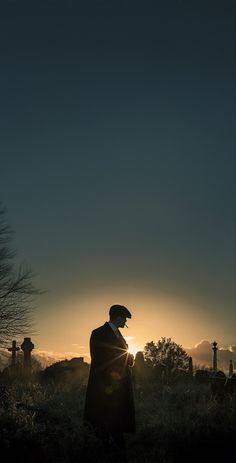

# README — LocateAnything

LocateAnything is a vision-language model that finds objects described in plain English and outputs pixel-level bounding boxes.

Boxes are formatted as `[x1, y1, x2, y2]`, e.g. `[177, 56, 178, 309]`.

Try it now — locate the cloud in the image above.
[185, 340, 236, 372]
[71, 344, 85, 348]
[124, 336, 135, 341]
[0, 348, 90, 371]
[63, 351, 90, 358]
[33, 350, 67, 368]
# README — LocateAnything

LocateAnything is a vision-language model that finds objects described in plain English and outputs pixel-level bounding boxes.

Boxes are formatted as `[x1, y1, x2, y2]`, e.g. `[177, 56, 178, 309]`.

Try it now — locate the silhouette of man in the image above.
[83, 304, 136, 459]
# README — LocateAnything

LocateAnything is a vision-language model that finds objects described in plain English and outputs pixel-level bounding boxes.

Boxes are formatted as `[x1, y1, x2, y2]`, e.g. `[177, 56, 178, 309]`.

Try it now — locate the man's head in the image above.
[109, 304, 132, 328]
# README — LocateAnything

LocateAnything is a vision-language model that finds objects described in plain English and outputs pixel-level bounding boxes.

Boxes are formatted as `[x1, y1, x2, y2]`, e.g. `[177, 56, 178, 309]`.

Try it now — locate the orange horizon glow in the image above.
[35, 286, 234, 361]
[126, 341, 143, 357]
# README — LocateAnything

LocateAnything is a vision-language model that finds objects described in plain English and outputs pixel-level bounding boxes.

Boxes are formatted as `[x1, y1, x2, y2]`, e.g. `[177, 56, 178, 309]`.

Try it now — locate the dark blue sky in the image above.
[1, 0, 235, 349]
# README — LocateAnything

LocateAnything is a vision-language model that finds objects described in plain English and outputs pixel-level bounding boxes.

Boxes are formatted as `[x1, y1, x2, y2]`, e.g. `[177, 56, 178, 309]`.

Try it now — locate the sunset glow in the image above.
[127, 344, 141, 357]
[35, 284, 235, 363]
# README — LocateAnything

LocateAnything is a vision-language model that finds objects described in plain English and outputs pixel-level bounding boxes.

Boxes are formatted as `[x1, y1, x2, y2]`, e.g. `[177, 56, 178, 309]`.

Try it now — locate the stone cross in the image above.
[212, 341, 218, 372]
[8, 340, 20, 367]
[21, 337, 34, 373]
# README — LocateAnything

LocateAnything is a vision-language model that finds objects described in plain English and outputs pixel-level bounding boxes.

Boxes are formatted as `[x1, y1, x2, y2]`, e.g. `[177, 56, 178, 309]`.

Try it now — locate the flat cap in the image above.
[109, 304, 132, 319]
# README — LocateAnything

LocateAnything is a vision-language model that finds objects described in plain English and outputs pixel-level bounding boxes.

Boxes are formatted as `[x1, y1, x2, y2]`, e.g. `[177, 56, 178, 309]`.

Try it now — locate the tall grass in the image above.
[0, 378, 235, 462]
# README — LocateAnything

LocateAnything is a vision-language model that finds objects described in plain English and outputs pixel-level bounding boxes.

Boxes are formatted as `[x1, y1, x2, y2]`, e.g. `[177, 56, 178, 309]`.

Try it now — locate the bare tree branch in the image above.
[0, 202, 45, 346]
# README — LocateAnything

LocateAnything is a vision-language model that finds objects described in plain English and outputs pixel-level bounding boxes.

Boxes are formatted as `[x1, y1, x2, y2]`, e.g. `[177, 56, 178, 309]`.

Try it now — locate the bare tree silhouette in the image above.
[0, 203, 44, 346]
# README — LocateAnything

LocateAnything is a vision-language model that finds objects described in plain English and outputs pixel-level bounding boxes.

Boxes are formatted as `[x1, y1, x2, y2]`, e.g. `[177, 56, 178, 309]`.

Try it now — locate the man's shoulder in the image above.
[91, 322, 110, 337]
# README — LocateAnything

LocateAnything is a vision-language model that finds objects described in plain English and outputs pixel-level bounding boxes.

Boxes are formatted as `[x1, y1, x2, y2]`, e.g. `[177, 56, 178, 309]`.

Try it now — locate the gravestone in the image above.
[21, 337, 34, 375]
[211, 370, 226, 399]
[133, 351, 153, 388]
[194, 369, 211, 385]
[188, 356, 193, 376]
[8, 340, 20, 368]
[225, 372, 236, 396]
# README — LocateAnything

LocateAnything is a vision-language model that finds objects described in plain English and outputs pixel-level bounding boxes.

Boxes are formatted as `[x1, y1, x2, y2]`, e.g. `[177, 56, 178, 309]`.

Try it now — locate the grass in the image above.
[0, 377, 235, 462]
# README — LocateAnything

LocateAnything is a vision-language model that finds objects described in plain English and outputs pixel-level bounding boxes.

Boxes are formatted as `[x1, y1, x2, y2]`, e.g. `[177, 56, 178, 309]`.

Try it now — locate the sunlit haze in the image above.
[35, 285, 236, 363]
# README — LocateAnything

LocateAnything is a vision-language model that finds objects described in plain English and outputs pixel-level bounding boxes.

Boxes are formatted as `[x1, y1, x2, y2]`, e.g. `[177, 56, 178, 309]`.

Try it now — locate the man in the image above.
[83, 304, 136, 458]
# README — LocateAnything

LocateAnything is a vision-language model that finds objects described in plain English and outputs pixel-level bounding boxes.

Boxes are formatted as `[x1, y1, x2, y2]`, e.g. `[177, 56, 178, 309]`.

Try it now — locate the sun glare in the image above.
[127, 344, 141, 357]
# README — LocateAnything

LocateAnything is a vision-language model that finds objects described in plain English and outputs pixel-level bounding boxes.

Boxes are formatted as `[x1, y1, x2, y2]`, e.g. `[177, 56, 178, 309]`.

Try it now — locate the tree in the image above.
[144, 337, 190, 373]
[0, 203, 43, 346]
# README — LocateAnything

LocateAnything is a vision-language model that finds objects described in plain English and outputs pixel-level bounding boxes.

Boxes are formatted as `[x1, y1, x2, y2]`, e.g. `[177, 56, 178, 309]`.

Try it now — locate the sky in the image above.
[0, 0, 235, 361]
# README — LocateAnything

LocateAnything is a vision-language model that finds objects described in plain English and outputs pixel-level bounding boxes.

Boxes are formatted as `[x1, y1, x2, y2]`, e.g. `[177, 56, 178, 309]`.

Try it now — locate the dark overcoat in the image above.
[83, 322, 136, 433]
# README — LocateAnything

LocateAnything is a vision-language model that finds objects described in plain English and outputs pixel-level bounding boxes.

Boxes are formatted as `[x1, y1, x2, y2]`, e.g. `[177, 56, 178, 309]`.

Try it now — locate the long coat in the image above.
[83, 322, 136, 433]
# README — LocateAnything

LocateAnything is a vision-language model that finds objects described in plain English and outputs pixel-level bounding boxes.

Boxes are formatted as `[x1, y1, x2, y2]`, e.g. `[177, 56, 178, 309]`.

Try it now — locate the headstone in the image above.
[225, 372, 236, 396]
[133, 351, 153, 388]
[188, 356, 193, 376]
[211, 370, 226, 399]
[194, 369, 211, 385]
[21, 337, 34, 374]
[8, 340, 20, 368]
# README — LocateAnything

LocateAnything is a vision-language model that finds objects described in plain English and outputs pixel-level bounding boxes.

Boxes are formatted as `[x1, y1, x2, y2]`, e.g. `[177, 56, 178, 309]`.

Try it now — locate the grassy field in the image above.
[0, 377, 235, 462]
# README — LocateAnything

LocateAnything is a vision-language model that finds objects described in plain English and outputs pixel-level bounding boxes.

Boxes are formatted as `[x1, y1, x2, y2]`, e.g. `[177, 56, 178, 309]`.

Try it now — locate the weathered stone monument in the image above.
[194, 369, 211, 384]
[133, 351, 153, 388]
[211, 370, 226, 399]
[229, 359, 233, 377]
[188, 356, 193, 376]
[21, 337, 34, 375]
[225, 372, 236, 396]
[212, 341, 218, 372]
[8, 340, 20, 368]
